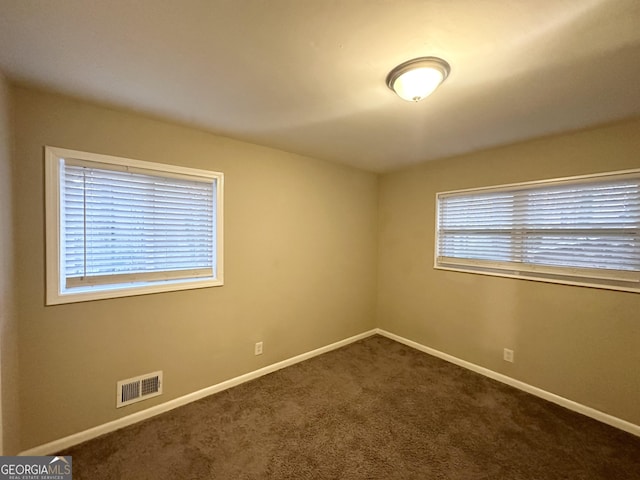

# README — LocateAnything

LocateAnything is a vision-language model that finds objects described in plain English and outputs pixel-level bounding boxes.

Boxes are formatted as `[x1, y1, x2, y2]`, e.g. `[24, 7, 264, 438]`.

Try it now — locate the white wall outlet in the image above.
[254, 341, 263, 356]
[503, 348, 514, 363]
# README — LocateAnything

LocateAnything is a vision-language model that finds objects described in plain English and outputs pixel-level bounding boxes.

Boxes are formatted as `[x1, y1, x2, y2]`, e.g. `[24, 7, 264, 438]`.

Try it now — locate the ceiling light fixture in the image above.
[386, 56, 451, 102]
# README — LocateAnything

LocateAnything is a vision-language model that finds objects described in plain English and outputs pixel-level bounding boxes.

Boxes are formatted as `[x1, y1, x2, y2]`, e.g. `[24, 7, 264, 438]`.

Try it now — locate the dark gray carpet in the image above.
[62, 335, 640, 479]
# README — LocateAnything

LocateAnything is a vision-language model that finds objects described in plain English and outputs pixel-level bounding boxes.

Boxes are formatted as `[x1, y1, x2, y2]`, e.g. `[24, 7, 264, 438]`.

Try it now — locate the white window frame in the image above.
[45, 146, 224, 305]
[435, 169, 640, 293]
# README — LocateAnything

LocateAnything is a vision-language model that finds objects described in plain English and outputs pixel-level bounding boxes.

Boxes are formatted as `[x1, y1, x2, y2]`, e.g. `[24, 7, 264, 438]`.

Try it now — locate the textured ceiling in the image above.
[1, 0, 639, 172]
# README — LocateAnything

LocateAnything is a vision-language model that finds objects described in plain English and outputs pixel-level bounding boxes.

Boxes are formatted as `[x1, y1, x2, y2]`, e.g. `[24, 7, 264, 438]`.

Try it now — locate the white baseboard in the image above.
[21, 326, 637, 455]
[375, 328, 640, 437]
[20, 329, 378, 456]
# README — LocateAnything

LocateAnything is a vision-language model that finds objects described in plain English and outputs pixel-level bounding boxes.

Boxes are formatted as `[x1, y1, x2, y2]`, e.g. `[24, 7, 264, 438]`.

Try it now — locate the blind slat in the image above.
[62, 161, 217, 285]
[437, 173, 640, 283]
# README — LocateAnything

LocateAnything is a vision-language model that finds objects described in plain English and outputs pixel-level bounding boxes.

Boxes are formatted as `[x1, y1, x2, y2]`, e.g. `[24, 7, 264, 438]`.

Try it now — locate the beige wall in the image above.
[378, 118, 640, 425]
[8, 83, 640, 451]
[0, 72, 20, 454]
[12, 86, 378, 451]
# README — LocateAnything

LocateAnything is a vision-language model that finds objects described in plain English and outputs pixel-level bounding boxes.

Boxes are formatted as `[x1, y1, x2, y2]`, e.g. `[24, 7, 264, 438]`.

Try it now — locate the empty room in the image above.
[0, 1, 639, 479]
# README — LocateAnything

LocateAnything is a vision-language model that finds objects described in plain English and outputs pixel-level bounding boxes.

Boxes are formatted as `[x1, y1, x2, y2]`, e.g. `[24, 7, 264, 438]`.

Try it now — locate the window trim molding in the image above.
[434, 168, 640, 294]
[45, 146, 224, 305]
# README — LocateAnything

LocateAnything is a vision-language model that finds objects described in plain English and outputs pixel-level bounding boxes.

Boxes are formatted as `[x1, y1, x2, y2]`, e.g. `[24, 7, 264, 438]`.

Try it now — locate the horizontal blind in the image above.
[437, 175, 640, 282]
[62, 161, 216, 287]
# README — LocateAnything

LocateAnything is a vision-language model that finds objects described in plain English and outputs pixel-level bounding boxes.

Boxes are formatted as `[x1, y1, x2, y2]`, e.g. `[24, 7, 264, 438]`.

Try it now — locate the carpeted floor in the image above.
[62, 335, 640, 479]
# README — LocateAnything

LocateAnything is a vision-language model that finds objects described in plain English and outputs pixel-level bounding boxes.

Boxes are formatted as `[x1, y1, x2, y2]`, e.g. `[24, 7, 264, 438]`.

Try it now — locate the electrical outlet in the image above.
[254, 342, 263, 356]
[503, 348, 514, 363]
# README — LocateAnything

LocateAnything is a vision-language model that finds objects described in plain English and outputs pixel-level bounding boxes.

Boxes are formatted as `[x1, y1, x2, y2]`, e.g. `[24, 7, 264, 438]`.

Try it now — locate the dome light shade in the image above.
[386, 57, 450, 102]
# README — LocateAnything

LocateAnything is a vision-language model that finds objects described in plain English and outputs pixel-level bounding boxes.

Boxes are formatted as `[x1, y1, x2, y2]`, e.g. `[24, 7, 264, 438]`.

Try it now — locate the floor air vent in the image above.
[116, 371, 163, 408]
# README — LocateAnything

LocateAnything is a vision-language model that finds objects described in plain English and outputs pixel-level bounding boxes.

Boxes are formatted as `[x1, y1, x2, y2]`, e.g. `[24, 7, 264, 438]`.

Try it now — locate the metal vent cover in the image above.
[116, 371, 163, 408]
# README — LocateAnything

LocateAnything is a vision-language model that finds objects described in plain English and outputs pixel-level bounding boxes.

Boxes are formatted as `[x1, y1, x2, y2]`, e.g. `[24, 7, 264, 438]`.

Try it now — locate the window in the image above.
[45, 146, 223, 305]
[435, 170, 640, 292]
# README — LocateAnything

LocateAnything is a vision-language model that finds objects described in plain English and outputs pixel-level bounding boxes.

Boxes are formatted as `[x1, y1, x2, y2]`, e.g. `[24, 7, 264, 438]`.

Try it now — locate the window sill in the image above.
[434, 264, 640, 294]
[46, 277, 224, 305]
